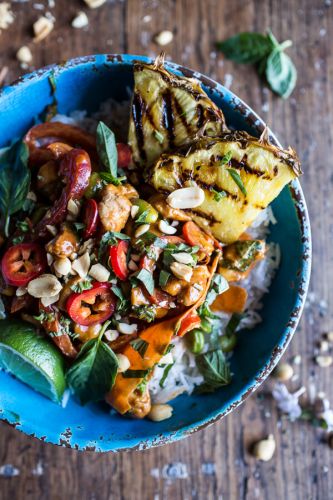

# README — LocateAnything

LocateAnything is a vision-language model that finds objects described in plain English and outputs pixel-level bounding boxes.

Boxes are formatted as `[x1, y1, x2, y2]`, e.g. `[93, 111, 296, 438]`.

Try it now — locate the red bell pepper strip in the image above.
[1, 243, 46, 286]
[24, 122, 98, 166]
[66, 282, 116, 326]
[34, 148, 91, 238]
[109, 240, 129, 281]
[176, 310, 201, 337]
[83, 198, 99, 239]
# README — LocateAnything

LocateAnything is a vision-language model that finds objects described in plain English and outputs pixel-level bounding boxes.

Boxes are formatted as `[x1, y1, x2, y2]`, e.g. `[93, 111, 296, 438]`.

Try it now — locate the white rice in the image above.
[60, 98, 281, 403]
[149, 208, 280, 403]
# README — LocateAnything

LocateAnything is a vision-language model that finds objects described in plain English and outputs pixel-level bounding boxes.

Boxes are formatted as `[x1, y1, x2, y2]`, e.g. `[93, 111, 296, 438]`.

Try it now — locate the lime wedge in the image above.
[0, 319, 66, 403]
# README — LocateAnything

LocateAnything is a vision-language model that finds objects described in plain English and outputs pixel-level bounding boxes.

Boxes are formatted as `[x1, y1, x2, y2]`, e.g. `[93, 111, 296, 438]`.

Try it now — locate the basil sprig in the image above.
[96, 122, 125, 186]
[217, 30, 297, 98]
[196, 349, 231, 393]
[0, 141, 31, 236]
[66, 321, 118, 405]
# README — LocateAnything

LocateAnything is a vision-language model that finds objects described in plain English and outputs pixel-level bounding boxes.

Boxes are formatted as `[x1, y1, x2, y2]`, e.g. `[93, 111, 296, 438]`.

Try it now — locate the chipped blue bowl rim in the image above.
[0, 54, 311, 451]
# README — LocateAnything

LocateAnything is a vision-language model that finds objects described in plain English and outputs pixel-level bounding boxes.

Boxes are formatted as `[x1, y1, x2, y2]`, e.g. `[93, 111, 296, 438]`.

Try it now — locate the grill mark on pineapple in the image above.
[193, 178, 238, 201]
[197, 104, 204, 128]
[161, 89, 175, 148]
[229, 157, 273, 180]
[173, 97, 193, 135]
[132, 92, 147, 161]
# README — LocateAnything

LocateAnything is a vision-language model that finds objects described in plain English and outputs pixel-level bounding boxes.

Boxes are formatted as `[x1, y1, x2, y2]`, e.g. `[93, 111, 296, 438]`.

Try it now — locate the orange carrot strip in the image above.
[211, 285, 248, 314]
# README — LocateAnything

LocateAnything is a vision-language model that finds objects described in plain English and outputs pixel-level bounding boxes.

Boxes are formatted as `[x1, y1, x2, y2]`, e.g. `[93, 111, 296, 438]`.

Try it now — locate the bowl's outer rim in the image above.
[0, 54, 312, 452]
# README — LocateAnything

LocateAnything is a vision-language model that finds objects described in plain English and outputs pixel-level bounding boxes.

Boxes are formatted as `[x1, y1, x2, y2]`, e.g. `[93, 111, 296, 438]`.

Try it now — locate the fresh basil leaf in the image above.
[0, 141, 31, 236]
[73, 222, 86, 232]
[164, 343, 175, 355]
[135, 268, 155, 295]
[16, 220, 29, 232]
[225, 313, 244, 337]
[266, 48, 297, 99]
[110, 285, 124, 300]
[130, 338, 149, 358]
[132, 305, 156, 323]
[99, 171, 126, 186]
[12, 235, 25, 245]
[122, 369, 150, 378]
[70, 278, 93, 293]
[227, 168, 247, 196]
[99, 231, 130, 259]
[212, 188, 227, 202]
[216, 32, 274, 64]
[196, 349, 231, 393]
[66, 322, 118, 404]
[198, 274, 229, 319]
[96, 122, 118, 177]
[220, 151, 232, 165]
[159, 270, 171, 287]
[159, 363, 174, 388]
[135, 210, 150, 224]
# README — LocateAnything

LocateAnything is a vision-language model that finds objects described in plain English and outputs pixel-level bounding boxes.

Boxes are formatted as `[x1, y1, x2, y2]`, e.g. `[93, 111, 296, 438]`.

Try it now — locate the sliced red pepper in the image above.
[109, 240, 129, 281]
[116, 143, 132, 168]
[1, 243, 46, 286]
[83, 198, 99, 239]
[34, 148, 91, 238]
[24, 122, 98, 166]
[182, 221, 216, 254]
[66, 282, 116, 326]
[176, 309, 201, 337]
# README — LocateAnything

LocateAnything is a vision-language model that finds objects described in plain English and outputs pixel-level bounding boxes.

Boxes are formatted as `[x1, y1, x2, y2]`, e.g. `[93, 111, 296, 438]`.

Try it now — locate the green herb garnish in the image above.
[196, 349, 231, 393]
[0, 141, 31, 236]
[132, 305, 156, 323]
[159, 363, 174, 388]
[71, 278, 93, 293]
[130, 338, 149, 358]
[134, 268, 155, 295]
[66, 321, 118, 405]
[159, 270, 171, 287]
[96, 122, 118, 177]
[221, 151, 232, 165]
[12, 235, 25, 245]
[122, 369, 150, 378]
[212, 188, 227, 202]
[154, 130, 164, 144]
[16, 220, 29, 233]
[227, 169, 247, 196]
[217, 30, 296, 98]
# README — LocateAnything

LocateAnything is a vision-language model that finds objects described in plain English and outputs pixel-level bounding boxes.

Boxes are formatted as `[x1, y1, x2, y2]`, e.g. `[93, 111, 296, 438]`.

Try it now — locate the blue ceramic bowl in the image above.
[0, 55, 311, 451]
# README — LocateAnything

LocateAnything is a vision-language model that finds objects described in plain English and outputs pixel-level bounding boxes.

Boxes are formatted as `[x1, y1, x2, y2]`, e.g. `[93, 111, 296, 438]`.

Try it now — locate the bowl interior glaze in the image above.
[0, 55, 311, 452]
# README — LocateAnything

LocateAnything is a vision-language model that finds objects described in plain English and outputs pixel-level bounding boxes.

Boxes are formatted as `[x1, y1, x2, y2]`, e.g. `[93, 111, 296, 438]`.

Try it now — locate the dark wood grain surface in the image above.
[0, 1, 332, 499]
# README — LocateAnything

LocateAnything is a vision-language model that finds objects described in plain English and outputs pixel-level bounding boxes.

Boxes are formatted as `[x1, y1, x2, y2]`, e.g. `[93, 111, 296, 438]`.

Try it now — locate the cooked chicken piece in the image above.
[218, 239, 265, 282]
[179, 265, 210, 306]
[131, 286, 150, 306]
[98, 184, 132, 232]
[161, 265, 210, 307]
[46, 223, 79, 258]
[105, 183, 138, 199]
[149, 193, 191, 221]
[161, 277, 186, 297]
[128, 386, 151, 419]
[74, 323, 101, 342]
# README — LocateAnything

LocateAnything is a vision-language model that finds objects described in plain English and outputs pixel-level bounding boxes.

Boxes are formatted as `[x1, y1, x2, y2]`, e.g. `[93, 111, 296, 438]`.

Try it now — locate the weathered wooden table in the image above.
[0, 0, 332, 498]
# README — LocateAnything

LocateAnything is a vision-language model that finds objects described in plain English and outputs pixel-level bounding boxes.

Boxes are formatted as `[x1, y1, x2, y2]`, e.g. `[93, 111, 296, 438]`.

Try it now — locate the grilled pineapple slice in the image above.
[128, 54, 227, 168]
[149, 132, 301, 243]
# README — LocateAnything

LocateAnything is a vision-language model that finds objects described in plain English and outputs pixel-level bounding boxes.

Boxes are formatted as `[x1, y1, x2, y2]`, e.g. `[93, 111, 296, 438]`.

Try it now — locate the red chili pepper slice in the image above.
[83, 199, 99, 239]
[109, 240, 129, 281]
[1, 243, 46, 286]
[182, 221, 216, 253]
[24, 122, 98, 166]
[116, 143, 132, 168]
[176, 310, 201, 337]
[34, 148, 91, 238]
[66, 282, 116, 326]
